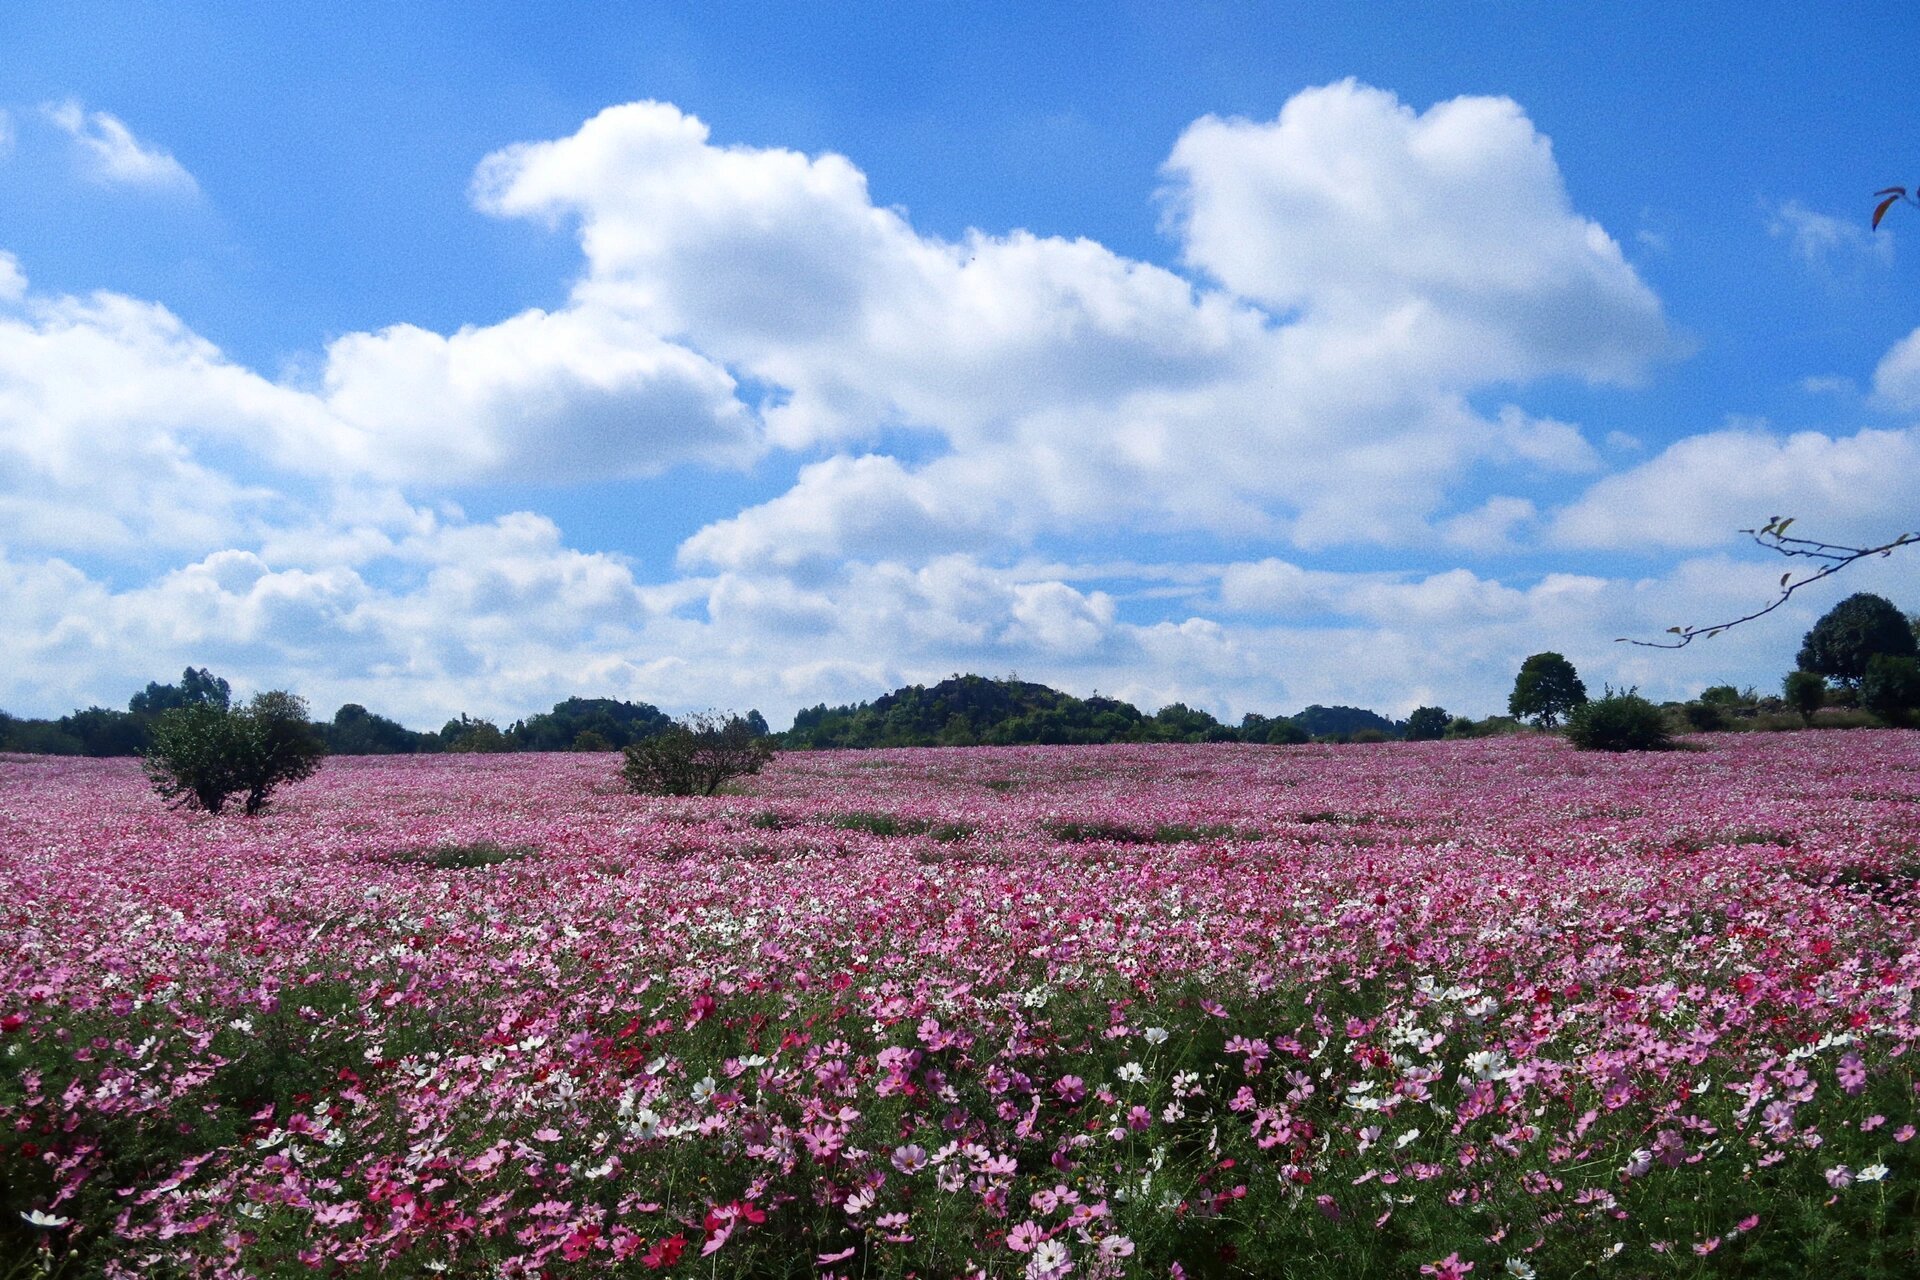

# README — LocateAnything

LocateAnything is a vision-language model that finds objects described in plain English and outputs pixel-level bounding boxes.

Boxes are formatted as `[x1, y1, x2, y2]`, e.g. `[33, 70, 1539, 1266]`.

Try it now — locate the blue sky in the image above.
[2, 1, 1917, 728]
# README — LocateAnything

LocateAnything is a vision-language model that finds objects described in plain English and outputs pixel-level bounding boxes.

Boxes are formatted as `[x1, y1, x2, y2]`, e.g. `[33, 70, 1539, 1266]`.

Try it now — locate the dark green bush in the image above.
[142, 692, 326, 815]
[1565, 686, 1673, 752]
[1682, 701, 1728, 731]
[1783, 670, 1827, 726]
[1864, 654, 1920, 727]
[621, 712, 774, 796]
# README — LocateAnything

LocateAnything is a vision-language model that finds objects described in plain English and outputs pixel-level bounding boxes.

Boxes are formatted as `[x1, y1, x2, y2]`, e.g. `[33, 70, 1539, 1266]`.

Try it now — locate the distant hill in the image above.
[779, 675, 1402, 749]
[1291, 704, 1404, 741]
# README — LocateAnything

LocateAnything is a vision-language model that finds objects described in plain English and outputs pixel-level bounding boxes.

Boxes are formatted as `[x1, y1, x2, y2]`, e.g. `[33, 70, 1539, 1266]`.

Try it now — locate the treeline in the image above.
[0, 668, 750, 758]
[0, 668, 1423, 758]
[783, 674, 1405, 748]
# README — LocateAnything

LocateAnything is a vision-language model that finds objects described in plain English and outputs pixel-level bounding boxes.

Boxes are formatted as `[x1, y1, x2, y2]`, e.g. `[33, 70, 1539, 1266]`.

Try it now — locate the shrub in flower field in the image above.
[140, 690, 326, 815]
[1566, 686, 1674, 752]
[621, 712, 775, 796]
[6, 734, 1920, 1276]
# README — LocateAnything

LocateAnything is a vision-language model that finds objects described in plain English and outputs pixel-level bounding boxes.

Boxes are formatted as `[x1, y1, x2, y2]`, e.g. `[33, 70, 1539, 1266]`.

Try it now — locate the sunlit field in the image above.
[6, 734, 1920, 1277]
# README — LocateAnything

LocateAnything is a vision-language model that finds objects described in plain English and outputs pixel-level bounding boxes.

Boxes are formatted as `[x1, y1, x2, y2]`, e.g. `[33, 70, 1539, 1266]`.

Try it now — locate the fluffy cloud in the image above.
[471, 87, 1666, 568]
[1550, 424, 1920, 550]
[1873, 327, 1920, 412]
[1163, 79, 1670, 385]
[320, 305, 758, 483]
[476, 100, 1260, 451]
[42, 100, 199, 194]
[0, 290, 338, 553]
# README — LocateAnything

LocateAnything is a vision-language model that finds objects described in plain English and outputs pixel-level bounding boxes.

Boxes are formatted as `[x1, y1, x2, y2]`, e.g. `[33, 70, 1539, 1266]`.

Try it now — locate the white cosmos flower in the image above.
[21, 1210, 71, 1228]
[1028, 1238, 1071, 1275]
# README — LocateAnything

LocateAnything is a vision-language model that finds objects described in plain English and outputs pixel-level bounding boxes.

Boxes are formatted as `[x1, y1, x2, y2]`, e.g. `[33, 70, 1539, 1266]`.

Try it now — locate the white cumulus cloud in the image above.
[1551, 424, 1920, 550]
[1872, 327, 1920, 412]
[1162, 79, 1671, 385]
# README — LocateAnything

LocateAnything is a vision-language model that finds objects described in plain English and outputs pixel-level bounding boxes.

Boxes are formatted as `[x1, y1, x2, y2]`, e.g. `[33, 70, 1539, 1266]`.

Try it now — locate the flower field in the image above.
[6, 733, 1920, 1278]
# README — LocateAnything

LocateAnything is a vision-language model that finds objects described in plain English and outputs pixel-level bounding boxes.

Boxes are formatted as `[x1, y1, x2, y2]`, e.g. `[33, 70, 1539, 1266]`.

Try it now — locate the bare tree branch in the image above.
[1617, 517, 1920, 648]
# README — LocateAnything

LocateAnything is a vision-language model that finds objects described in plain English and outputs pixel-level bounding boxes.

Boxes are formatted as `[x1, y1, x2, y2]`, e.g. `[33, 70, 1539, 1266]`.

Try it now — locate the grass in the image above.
[388, 839, 537, 870]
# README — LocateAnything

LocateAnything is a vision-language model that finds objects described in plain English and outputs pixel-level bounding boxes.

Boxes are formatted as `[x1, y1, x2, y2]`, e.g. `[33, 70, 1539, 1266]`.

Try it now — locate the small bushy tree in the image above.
[1798, 593, 1917, 690]
[621, 712, 775, 796]
[1404, 706, 1449, 741]
[1566, 686, 1673, 752]
[1863, 654, 1920, 727]
[1682, 700, 1727, 731]
[1509, 652, 1588, 727]
[445, 718, 511, 753]
[143, 692, 326, 815]
[1783, 670, 1826, 726]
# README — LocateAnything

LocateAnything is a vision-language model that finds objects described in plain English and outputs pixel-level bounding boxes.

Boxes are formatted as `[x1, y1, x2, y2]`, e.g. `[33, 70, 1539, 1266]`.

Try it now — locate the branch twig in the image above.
[1617, 517, 1920, 649]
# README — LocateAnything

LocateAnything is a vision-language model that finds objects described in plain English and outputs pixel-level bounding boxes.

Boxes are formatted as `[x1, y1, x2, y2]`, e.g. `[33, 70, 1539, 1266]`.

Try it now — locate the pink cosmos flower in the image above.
[1006, 1220, 1045, 1253]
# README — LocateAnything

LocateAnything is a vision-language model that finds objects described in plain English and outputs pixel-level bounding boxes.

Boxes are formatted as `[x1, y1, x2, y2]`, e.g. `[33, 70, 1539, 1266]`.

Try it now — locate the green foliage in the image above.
[1783, 670, 1827, 726]
[1404, 706, 1449, 741]
[1291, 704, 1403, 740]
[142, 692, 326, 815]
[1683, 700, 1729, 731]
[1863, 654, 1920, 727]
[442, 716, 511, 753]
[783, 675, 1404, 749]
[1508, 652, 1589, 727]
[571, 728, 614, 752]
[56, 705, 150, 756]
[1566, 686, 1674, 752]
[324, 702, 434, 755]
[129, 666, 231, 715]
[509, 696, 676, 751]
[827, 812, 976, 841]
[1239, 712, 1311, 745]
[621, 712, 775, 796]
[391, 840, 536, 870]
[1146, 702, 1235, 742]
[1798, 593, 1917, 689]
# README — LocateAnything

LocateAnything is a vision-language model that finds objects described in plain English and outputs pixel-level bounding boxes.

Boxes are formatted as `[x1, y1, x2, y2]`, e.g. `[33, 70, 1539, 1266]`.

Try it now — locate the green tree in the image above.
[1508, 652, 1589, 728]
[143, 692, 326, 815]
[441, 715, 511, 753]
[1404, 706, 1449, 741]
[129, 666, 231, 715]
[1782, 670, 1826, 727]
[1797, 593, 1917, 690]
[621, 712, 775, 796]
[325, 703, 429, 754]
[1863, 654, 1920, 727]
